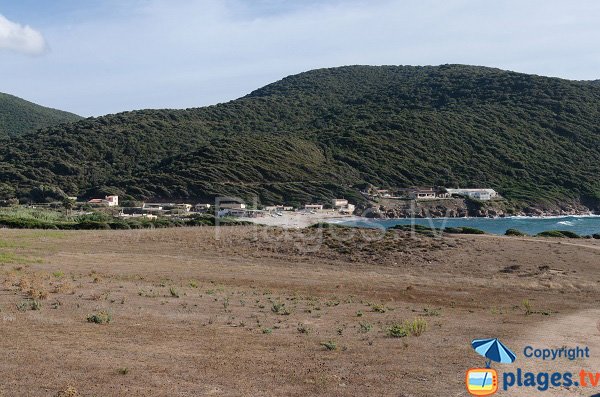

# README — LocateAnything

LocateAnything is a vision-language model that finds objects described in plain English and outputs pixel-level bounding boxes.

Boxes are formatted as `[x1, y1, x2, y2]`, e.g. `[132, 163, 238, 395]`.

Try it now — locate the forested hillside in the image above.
[0, 93, 81, 137]
[1, 65, 599, 210]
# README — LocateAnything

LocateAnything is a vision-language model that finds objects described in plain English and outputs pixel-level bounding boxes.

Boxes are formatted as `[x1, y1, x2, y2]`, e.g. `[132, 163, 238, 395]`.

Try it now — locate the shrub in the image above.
[371, 303, 387, 313]
[388, 318, 428, 337]
[27, 284, 49, 300]
[87, 311, 112, 324]
[54, 386, 79, 397]
[75, 221, 111, 230]
[391, 224, 440, 237]
[521, 299, 533, 315]
[536, 230, 564, 238]
[271, 302, 291, 315]
[444, 226, 486, 234]
[422, 307, 441, 317]
[536, 230, 580, 238]
[505, 228, 526, 236]
[555, 230, 580, 239]
[593, 234, 600, 239]
[169, 287, 180, 298]
[31, 299, 42, 311]
[405, 317, 428, 336]
[321, 341, 337, 351]
[16, 299, 41, 311]
[359, 322, 373, 333]
[388, 324, 409, 338]
[463, 227, 485, 234]
[108, 221, 131, 230]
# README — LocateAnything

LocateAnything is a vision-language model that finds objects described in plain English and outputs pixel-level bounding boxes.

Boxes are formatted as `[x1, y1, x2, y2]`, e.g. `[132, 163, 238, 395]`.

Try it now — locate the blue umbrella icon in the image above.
[471, 338, 516, 389]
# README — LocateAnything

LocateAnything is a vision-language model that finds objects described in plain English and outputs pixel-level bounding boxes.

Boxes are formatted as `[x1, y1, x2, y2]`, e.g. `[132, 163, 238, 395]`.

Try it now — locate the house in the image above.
[339, 203, 356, 214]
[219, 202, 247, 210]
[175, 203, 192, 212]
[118, 212, 157, 220]
[105, 196, 119, 206]
[88, 195, 119, 207]
[264, 205, 294, 212]
[304, 204, 324, 211]
[194, 203, 212, 212]
[445, 188, 498, 201]
[332, 199, 348, 207]
[142, 203, 170, 212]
[218, 209, 266, 218]
[332, 198, 355, 214]
[408, 189, 437, 200]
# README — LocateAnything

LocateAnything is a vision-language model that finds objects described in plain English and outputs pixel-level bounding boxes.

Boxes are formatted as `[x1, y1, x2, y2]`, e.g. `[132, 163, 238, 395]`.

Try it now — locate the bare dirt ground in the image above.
[0, 226, 599, 396]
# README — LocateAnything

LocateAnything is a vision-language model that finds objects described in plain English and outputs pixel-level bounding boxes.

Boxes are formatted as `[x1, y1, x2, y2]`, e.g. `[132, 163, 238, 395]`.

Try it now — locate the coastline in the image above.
[239, 212, 600, 230]
[239, 212, 600, 237]
[239, 211, 358, 229]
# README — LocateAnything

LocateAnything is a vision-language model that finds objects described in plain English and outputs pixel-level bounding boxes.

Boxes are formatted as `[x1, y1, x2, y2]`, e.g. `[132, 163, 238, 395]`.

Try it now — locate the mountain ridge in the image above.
[1, 65, 599, 211]
[0, 92, 82, 137]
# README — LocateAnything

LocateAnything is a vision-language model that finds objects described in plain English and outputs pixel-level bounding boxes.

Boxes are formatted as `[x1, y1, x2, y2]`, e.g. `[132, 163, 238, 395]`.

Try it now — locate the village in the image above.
[77, 186, 499, 221]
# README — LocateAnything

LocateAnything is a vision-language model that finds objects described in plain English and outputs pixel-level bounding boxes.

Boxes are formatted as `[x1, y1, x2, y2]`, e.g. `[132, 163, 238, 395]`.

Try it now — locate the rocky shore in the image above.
[360, 198, 597, 219]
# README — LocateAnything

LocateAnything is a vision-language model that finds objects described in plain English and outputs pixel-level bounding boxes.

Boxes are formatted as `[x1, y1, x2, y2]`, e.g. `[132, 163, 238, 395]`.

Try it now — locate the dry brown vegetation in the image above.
[0, 226, 599, 396]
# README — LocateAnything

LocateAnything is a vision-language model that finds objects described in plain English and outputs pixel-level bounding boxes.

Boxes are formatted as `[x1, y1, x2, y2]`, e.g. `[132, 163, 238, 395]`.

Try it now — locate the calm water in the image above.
[333, 216, 600, 236]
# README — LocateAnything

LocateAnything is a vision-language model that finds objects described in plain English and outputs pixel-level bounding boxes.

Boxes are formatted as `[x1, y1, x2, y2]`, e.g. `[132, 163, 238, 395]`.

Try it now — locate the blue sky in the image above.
[1, 0, 599, 116]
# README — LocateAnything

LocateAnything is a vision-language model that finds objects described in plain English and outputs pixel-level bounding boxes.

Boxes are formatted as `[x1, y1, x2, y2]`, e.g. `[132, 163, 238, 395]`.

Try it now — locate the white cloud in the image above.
[0, 14, 47, 55]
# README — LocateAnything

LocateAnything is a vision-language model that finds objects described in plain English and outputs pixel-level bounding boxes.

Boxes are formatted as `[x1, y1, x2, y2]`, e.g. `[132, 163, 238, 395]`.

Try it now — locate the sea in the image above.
[331, 215, 600, 236]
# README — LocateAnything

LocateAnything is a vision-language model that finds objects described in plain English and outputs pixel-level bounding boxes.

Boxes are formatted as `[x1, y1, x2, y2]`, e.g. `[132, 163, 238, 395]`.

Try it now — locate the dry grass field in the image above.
[0, 226, 599, 396]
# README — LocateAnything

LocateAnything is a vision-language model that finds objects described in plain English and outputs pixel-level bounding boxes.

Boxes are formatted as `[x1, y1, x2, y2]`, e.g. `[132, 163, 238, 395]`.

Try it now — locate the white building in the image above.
[264, 205, 294, 212]
[175, 203, 193, 212]
[143, 203, 170, 211]
[218, 209, 265, 218]
[194, 203, 212, 212]
[446, 188, 498, 201]
[304, 204, 324, 211]
[340, 203, 355, 214]
[408, 189, 437, 200]
[88, 195, 119, 207]
[219, 202, 247, 210]
[332, 199, 349, 207]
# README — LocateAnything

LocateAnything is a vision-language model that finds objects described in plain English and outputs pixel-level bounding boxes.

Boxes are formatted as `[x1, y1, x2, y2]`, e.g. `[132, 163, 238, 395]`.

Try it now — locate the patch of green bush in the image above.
[87, 311, 112, 324]
[505, 228, 526, 236]
[444, 226, 486, 234]
[536, 230, 580, 238]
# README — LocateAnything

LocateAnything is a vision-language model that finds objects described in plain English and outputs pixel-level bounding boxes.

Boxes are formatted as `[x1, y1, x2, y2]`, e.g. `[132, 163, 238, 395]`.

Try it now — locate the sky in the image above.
[1, 0, 599, 117]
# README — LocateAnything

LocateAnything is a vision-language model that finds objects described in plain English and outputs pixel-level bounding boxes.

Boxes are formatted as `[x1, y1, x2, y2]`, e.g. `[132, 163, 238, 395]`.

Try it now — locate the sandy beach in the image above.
[240, 211, 360, 228]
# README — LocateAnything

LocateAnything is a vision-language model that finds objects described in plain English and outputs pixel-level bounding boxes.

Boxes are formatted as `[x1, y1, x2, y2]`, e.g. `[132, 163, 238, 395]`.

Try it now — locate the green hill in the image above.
[1, 65, 599, 211]
[0, 93, 81, 137]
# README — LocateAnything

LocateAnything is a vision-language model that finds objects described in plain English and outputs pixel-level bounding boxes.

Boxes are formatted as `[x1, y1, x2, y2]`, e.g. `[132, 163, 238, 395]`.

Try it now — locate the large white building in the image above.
[332, 198, 355, 214]
[446, 188, 498, 201]
[332, 199, 349, 207]
[88, 195, 119, 207]
[219, 202, 247, 210]
[304, 204, 324, 211]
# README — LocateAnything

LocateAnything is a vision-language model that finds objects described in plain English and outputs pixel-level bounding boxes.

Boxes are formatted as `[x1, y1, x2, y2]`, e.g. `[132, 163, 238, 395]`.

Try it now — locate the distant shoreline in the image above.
[241, 212, 600, 235]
